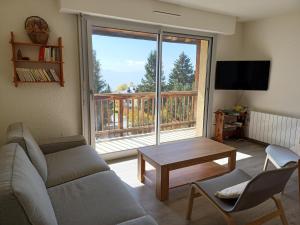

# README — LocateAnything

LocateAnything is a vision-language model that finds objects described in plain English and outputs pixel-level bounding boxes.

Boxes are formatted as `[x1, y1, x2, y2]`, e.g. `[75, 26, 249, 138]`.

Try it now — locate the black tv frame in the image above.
[215, 60, 271, 91]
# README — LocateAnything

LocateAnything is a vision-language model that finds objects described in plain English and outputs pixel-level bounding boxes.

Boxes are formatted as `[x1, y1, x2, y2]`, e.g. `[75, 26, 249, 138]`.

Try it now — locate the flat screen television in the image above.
[215, 60, 270, 90]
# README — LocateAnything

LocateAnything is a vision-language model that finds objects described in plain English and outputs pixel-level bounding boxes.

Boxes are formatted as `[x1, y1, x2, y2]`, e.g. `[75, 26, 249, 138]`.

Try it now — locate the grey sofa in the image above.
[0, 122, 157, 225]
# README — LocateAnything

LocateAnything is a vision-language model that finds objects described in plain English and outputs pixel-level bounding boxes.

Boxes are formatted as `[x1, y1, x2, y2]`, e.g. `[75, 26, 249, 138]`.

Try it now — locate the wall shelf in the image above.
[10, 32, 64, 87]
[13, 59, 63, 64]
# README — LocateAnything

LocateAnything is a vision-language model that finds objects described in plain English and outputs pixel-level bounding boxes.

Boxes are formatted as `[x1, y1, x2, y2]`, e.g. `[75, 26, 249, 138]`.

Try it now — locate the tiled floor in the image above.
[109, 140, 300, 225]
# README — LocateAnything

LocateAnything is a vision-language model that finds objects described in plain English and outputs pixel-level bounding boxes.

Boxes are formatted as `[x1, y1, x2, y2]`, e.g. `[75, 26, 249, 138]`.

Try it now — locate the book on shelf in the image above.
[38, 47, 60, 62]
[16, 68, 60, 82]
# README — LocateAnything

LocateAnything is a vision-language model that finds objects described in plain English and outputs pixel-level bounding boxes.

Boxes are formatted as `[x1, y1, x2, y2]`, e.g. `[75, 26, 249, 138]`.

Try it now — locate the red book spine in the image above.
[38, 47, 45, 61]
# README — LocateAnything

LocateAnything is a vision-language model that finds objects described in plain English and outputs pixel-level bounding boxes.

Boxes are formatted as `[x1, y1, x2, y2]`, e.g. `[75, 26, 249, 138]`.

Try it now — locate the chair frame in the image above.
[264, 155, 300, 197]
[186, 183, 289, 225]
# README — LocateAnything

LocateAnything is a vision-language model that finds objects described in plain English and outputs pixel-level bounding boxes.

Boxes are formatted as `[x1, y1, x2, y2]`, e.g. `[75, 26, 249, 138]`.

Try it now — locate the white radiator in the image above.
[248, 111, 300, 148]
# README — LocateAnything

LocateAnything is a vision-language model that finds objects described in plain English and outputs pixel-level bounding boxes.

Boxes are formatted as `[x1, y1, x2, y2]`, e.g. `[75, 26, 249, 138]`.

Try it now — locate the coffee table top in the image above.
[138, 137, 236, 166]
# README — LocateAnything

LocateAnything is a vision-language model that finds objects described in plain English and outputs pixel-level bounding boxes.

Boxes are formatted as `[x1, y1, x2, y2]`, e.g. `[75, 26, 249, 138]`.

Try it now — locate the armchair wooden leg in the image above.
[186, 185, 196, 220]
[187, 184, 236, 224]
[223, 214, 236, 225]
[272, 197, 289, 225]
[263, 156, 269, 171]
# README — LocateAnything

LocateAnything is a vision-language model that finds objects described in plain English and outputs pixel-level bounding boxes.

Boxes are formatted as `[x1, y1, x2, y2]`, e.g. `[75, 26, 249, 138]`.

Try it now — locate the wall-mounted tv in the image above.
[215, 60, 271, 90]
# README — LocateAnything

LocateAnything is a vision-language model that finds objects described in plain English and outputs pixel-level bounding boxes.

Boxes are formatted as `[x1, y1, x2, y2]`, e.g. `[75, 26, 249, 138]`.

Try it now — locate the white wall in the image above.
[59, 0, 236, 34]
[240, 11, 300, 117]
[0, 0, 81, 144]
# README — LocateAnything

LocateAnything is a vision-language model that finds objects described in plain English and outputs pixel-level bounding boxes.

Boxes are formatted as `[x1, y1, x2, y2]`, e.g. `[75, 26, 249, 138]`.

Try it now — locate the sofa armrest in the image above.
[117, 216, 158, 225]
[39, 135, 87, 154]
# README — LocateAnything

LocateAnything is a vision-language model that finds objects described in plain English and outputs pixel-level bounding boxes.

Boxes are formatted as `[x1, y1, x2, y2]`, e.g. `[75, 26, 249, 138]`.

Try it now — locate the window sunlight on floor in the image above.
[214, 152, 252, 165]
[109, 151, 252, 188]
[109, 159, 154, 188]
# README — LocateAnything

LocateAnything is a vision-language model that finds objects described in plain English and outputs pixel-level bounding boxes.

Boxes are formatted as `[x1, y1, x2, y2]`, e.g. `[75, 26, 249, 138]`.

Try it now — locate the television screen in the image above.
[215, 61, 270, 90]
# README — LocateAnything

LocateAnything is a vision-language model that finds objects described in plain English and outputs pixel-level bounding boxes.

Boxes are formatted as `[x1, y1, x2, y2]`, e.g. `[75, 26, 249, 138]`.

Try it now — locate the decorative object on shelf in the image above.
[17, 49, 30, 61]
[17, 49, 22, 60]
[10, 32, 64, 87]
[214, 108, 247, 142]
[234, 104, 247, 113]
[25, 16, 49, 44]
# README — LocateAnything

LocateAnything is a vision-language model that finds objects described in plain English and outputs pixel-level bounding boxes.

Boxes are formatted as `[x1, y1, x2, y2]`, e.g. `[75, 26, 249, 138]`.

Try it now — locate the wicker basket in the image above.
[25, 16, 49, 44]
[27, 32, 49, 44]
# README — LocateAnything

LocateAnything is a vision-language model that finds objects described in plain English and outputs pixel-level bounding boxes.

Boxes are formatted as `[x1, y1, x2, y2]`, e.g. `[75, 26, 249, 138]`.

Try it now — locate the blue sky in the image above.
[92, 35, 196, 91]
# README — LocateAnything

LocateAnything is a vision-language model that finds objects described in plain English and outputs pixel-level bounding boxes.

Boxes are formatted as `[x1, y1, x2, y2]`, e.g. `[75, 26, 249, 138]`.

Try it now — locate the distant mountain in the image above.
[102, 69, 143, 91]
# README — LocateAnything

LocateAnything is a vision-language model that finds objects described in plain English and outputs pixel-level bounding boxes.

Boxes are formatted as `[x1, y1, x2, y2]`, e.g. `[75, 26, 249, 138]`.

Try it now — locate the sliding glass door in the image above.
[92, 28, 158, 155]
[159, 34, 210, 143]
[89, 22, 212, 158]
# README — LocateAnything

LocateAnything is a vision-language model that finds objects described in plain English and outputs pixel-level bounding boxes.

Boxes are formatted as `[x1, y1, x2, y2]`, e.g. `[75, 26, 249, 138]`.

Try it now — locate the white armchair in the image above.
[263, 144, 300, 197]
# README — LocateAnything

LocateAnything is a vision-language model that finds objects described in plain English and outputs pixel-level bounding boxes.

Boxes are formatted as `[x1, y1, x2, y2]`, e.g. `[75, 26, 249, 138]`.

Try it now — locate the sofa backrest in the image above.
[0, 143, 58, 225]
[6, 122, 47, 182]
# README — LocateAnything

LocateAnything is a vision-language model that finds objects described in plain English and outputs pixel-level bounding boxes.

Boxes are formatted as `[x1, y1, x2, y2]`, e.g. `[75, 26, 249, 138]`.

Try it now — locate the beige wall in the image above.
[0, 0, 81, 144]
[240, 11, 300, 117]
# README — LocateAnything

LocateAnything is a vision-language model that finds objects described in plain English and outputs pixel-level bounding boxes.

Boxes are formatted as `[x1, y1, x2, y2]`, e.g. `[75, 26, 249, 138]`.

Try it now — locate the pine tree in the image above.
[103, 84, 111, 93]
[137, 51, 166, 92]
[168, 52, 195, 91]
[93, 51, 111, 131]
[93, 50, 107, 93]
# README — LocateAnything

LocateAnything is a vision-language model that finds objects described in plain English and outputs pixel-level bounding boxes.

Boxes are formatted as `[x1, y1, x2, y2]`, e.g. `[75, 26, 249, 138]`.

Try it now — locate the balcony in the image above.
[94, 91, 200, 154]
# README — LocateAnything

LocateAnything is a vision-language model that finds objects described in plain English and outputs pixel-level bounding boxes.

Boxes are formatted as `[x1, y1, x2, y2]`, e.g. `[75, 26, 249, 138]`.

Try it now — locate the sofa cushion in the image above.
[117, 216, 158, 225]
[0, 143, 58, 225]
[39, 135, 87, 154]
[6, 122, 48, 182]
[45, 145, 110, 187]
[48, 170, 145, 225]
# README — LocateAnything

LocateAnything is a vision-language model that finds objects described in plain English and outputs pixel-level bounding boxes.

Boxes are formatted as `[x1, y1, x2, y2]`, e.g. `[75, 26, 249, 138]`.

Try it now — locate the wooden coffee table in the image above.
[137, 137, 236, 201]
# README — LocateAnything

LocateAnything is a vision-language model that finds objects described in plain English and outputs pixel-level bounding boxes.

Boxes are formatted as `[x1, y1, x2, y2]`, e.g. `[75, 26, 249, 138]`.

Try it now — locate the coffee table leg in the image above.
[138, 152, 145, 183]
[156, 165, 169, 201]
[228, 151, 236, 171]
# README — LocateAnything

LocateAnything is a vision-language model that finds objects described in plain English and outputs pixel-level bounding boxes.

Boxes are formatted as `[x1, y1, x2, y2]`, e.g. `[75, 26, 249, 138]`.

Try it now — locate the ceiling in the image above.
[158, 0, 300, 21]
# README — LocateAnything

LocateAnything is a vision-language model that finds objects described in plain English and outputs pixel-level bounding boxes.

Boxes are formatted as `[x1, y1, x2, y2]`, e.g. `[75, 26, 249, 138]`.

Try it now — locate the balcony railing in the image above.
[94, 91, 197, 138]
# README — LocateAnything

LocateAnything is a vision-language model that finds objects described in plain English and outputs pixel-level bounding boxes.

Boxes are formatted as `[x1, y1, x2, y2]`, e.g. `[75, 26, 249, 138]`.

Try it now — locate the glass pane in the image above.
[160, 34, 209, 143]
[92, 27, 158, 155]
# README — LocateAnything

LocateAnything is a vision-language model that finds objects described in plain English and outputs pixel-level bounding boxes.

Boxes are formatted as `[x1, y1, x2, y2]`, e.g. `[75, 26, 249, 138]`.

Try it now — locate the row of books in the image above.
[38, 47, 60, 62]
[16, 68, 60, 82]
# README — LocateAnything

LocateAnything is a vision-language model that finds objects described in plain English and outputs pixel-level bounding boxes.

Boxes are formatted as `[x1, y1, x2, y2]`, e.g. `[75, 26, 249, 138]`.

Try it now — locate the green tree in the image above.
[93, 50, 107, 93]
[116, 83, 129, 92]
[168, 52, 195, 91]
[137, 51, 166, 92]
[102, 84, 111, 93]
[93, 51, 111, 131]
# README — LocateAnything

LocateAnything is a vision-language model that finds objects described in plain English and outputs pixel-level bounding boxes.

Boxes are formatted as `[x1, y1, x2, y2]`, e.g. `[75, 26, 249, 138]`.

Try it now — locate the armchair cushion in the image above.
[45, 145, 110, 187]
[215, 180, 249, 199]
[6, 122, 48, 182]
[194, 169, 251, 212]
[39, 135, 87, 154]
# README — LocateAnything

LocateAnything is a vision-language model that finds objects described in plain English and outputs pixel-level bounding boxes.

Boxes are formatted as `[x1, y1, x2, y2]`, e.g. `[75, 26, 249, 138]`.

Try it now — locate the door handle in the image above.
[90, 89, 95, 99]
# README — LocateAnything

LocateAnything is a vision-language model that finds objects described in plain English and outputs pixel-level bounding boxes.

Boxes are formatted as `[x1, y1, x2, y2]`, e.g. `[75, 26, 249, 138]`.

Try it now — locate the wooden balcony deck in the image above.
[95, 127, 197, 154]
